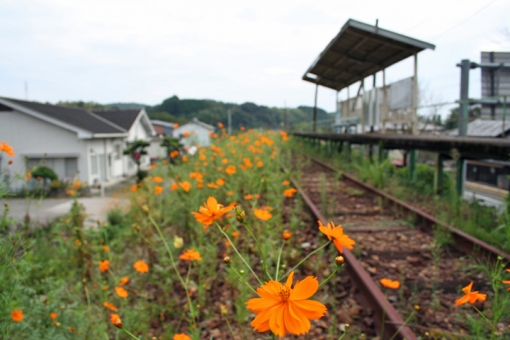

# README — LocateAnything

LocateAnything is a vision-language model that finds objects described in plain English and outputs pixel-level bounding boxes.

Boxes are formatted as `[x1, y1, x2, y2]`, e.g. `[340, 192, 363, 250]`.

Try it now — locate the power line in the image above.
[430, 0, 497, 41]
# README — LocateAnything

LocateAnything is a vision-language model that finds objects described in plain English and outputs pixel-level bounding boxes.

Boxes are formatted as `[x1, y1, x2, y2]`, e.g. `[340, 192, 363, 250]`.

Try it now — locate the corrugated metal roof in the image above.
[446, 119, 510, 137]
[302, 19, 435, 91]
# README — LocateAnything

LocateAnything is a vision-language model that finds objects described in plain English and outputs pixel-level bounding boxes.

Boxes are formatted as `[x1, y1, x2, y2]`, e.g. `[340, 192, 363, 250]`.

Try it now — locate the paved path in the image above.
[1, 197, 129, 228]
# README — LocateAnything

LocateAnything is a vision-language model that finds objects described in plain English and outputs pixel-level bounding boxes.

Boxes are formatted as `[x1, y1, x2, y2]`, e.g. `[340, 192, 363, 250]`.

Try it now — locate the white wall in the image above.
[85, 138, 127, 185]
[173, 123, 212, 147]
[126, 114, 152, 169]
[0, 109, 88, 190]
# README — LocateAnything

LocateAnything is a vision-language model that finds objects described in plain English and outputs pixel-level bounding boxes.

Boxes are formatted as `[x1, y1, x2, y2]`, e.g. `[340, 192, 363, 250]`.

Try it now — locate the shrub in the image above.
[31, 165, 58, 181]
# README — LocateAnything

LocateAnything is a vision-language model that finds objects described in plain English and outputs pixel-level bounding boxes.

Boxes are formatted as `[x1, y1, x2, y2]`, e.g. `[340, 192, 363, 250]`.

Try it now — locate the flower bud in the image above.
[111, 314, 123, 328]
[173, 236, 184, 249]
[239, 269, 245, 275]
[142, 205, 149, 213]
[282, 231, 292, 240]
[414, 304, 420, 311]
[235, 206, 245, 223]
[335, 256, 345, 266]
[223, 256, 231, 265]
[220, 304, 228, 316]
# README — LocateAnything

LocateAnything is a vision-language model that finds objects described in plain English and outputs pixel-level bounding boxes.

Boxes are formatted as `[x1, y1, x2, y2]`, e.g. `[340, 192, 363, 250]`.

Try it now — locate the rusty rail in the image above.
[285, 170, 417, 340]
[310, 156, 510, 264]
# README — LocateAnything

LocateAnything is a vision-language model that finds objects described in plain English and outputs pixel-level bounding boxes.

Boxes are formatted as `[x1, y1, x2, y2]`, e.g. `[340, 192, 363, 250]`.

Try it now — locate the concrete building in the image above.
[0, 97, 155, 191]
[173, 118, 215, 147]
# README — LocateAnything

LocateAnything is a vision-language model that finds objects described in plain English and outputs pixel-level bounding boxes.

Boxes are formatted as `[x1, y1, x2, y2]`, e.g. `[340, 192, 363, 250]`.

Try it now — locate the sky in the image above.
[1, 0, 509, 119]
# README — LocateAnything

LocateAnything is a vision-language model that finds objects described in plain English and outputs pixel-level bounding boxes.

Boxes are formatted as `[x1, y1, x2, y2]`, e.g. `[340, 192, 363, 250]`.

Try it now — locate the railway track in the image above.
[288, 155, 510, 339]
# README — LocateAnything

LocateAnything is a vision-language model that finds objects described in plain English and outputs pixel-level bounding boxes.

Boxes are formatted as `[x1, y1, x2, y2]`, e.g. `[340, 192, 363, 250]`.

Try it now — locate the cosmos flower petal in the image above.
[291, 300, 327, 319]
[268, 304, 286, 338]
[290, 276, 318, 301]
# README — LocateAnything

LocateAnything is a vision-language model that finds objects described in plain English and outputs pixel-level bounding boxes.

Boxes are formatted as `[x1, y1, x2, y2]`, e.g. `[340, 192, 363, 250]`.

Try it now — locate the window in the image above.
[91, 155, 98, 175]
[115, 145, 122, 160]
[65, 158, 78, 178]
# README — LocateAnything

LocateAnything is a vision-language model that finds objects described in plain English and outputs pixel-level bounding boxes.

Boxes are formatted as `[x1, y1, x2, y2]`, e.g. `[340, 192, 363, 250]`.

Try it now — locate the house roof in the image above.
[446, 119, 510, 138]
[180, 117, 215, 131]
[303, 19, 435, 91]
[151, 120, 176, 128]
[0, 97, 126, 134]
[93, 110, 142, 131]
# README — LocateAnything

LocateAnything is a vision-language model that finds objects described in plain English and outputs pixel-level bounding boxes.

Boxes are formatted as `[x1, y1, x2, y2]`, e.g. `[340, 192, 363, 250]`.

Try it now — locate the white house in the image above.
[173, 117, 215, 147]
[0, 97, 155, 190]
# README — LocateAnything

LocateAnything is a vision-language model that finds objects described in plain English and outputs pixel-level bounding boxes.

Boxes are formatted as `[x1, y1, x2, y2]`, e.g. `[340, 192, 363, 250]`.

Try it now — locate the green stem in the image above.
[318, 265, 342, 288]
[388, 310, 415, 340]
[473, 306, 495, 334]
[215, 223, 262, 285]
[229, 266, 258, 295]
[274, 243, 284, 282]
[121, 328, 141, 340]
[148, 215, 196, 328]
[224, 315, 236, 340]
[281, 241, 331, 280]
[242, 222, 273, 281]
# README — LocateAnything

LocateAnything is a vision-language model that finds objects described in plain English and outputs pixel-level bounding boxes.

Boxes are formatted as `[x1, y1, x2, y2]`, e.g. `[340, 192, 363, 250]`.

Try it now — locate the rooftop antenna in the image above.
[25, 81, 28, 100]
[375, 19, 379, 33]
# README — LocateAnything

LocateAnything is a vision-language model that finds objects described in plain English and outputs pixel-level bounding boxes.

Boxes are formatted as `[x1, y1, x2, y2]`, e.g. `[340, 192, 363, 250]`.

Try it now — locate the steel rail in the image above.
[309, 156, 510, 264]
[285, 168, 417, 340]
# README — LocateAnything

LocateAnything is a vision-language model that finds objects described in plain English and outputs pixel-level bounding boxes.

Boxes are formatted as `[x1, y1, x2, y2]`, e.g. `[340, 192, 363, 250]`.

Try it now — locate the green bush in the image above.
[136, 170, 148, 183]
[31, 166, 58, 181]
[395, 163, 452, 196]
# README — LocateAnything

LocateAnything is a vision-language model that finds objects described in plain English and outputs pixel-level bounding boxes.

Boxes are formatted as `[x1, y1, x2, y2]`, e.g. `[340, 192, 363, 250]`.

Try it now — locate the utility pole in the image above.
[227, 109, 232, 135]
[313, 83, 318, 131]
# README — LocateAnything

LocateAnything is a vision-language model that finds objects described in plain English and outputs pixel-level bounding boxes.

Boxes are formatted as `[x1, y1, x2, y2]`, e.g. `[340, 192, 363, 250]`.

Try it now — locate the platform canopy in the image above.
[303, 19, 435, 91]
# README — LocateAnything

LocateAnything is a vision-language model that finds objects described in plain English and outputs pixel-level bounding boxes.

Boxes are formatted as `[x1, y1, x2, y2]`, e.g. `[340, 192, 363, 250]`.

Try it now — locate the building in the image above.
[173, 117, 215, 147]
[0, 97, 155, 190]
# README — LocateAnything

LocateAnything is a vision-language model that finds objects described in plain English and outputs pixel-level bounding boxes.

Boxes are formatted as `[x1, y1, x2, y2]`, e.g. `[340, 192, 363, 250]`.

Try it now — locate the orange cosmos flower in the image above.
[218, 122, 224, 128]
[110, 314, 123, 328]
[243, 158, 252, 167]
[245, 194, 253, 200]
[134, 260, 149, 273]
[232, 231, 240, 238]
[150, 164, 157, 169]
[192, 196, 236, 227]
[207, 183, 219, 189]
[0, 141, 15, 156]
[11, 309, 23, 322]
[73, 181, 81, 189]
[283, 231, 292, 240]
[66, 189, 76, 196]
[182, 155, 188, 163]
[257, 161, 264, 167]
[199, 154, 206, 161]
[246, 271, 327, 337]
[102, 245, 109, 252]
[50, 312, 58, 319]
[225, 165, 236, 175]
[119, 276, 130, 286]
[179, 249, 202, 261]
[99, 260, 110, 273]
[115, 287, 129, 298]
[170, 150, 180, 158]
[318, 221, 355, 254]
[174, 123, 179, 128]
[283, 180, 290, 186]
[130, 184, 137, 192]
[222, 158, 228, 164]
[179, 181, 191, 192]
[283, 188, 298, 198]
[103, 302, 118, 312]
[455, 282, 487, 306]
[226, 191, 234, 196]
[254, 208, 272, 221]
[190, 172, 202, 180]
[173, 334, 192, 340]
[502, 280, 510, 291]
[155, 186, 164, 195]
[216, 178, 225, 186]
[183, 131, 190, 137]
[240, 126, 245, 131]
[380, 278, 400, 289]
[170, 182, 179, 191]
[153, 176, 163, 183]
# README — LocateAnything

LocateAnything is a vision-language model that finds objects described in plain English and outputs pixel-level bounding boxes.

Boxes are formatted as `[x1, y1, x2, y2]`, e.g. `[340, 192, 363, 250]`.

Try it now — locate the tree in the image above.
[123, 140, 150, 182]
[160, 136, 183, 163]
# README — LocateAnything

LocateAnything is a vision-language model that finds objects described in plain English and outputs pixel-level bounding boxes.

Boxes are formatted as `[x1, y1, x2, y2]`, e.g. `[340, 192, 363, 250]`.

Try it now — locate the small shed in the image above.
[173, 118, 215, 147]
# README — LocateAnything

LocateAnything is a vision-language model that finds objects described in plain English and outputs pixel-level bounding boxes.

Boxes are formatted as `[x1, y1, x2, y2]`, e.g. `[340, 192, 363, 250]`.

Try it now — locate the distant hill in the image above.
[56, 96, 331, 129]
[147, 95, 330, 129]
